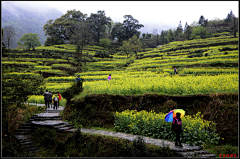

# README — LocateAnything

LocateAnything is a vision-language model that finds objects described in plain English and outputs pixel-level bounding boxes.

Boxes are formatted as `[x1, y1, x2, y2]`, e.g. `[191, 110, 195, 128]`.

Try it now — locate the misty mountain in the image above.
[2, 1, 64, 48]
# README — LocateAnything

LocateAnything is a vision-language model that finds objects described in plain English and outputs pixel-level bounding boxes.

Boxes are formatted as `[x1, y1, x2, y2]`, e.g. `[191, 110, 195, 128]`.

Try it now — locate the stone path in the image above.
[14, 104, 217, 157]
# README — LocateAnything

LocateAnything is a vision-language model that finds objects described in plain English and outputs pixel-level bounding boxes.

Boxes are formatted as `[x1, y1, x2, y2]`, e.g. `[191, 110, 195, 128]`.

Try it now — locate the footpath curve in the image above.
[15, 103, 217, 157]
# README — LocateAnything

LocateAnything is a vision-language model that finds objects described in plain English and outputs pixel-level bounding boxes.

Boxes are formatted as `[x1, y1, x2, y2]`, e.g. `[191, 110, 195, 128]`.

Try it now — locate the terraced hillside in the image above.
[2, 33, 239, 157]
[3, 33, 238, 98]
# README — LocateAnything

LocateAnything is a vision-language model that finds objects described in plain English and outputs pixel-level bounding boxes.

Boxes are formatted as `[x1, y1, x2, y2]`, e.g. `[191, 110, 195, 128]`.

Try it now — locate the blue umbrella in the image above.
[165, 110, 175, 122]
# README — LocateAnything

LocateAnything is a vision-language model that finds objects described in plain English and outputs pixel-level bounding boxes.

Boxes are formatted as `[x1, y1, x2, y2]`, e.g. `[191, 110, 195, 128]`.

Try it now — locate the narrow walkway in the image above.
[18, 104, 217, 157]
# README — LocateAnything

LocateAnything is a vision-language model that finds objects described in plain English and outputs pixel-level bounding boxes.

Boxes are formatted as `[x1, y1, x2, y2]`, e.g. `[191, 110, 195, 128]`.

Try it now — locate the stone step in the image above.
[35, 115, 62, 118]
[26, 121, 33, 123]
[29, 150, 40, 154]
[21, 123, 32, 126]
[14, 131, 30, 135]
[198, 153, 217, 157]
[194, 150, 210, 154]
[65, 128, 77, 133]
[34, 118, 62, 121]
[57, 126, 75, 132]
[177, 151, 196, 157]
[19, 138, 32, 143]
[18, 125, 32, 129]
[27, 147, 38, 151]
[21, 141, 34, 145]
[53, 124, 74, 129]
[23, 145, 34, 149]
[15, 129, 31, 132]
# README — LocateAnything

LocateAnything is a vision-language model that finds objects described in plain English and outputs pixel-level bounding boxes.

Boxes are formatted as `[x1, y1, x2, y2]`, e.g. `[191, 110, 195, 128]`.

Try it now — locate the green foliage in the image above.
[192, 26, 207, 39]
[44, 9, 87, 44]
[99, 38, 111, 48]
[19, 32, 41, 49]
[206, 144, 238, 157]
[120, 35, 142, 58]
[131, 136, 147, 157]
[94, 50, 112, 58]
[2, 66, 45, 134]
[86, 10, 112, 43]
[61, 80, 84, 100]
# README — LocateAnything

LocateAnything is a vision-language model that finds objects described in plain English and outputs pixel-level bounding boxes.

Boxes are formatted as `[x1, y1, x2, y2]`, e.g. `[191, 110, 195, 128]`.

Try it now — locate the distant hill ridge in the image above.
[1, 1, 64, 48]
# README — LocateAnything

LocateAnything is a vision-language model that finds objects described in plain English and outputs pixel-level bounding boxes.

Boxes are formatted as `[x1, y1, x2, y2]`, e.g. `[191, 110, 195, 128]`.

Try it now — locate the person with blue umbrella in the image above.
[165, 109, 185, 147]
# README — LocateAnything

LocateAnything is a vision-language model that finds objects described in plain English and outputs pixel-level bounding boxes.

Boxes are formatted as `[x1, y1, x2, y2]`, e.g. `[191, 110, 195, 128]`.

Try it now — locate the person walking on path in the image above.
[108, 74, 111, 81]
[172, 113, 183, 147]
[57, 92, 62, 107]
[43, 90, 50, 108]
[174, 68, 177, 74]
[49, 91, 53, 108]
[76, 75, 81, 81]
[52, 93, 59, 110]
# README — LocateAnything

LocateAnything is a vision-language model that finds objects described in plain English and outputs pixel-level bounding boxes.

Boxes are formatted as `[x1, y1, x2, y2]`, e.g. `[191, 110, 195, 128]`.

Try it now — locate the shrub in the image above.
[62, 80, 84, 100]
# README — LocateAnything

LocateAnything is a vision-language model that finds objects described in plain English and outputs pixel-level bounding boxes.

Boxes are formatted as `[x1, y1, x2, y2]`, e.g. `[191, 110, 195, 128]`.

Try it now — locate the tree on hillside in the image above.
[2, 28, 7, 54]
[87, 10, 112, 44]
[167, 29, 174, 43]
[2, 26, 16, 48]
[18, 32, 41, 49]
[225, 10, 235, 25]
[111, 22, 126, 44]
[43, 9, 87, 45]
[70, 21, 94, 66]
[160, 30, 168, 44]
[191, 26, 207, 39]
[184, 22, 192, 40]
[230, 16, 237, 38]
[120, 40, 132, 58]
[105, 20, 115, 39]
[178, 21, 183, 33]
[129, 35, 142, 57]
[120, 35, 142, 58]
[123, 15, 144, 40]
[198, 15, 208, 27]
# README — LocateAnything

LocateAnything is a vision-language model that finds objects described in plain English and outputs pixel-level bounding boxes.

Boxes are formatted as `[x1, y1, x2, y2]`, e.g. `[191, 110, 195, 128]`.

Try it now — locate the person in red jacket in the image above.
[172, 113, 183, 147]
[57, 92, 62, 107]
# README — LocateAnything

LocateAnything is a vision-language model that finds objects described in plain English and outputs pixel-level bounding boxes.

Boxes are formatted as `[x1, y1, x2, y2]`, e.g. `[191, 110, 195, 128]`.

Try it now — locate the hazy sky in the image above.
[2, 1, 239, 34]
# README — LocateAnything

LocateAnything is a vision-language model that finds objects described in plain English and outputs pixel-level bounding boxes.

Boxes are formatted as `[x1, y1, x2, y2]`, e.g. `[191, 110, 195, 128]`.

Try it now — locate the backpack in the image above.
[54, 96, 58, 102]
[172, 117, 183, 132]
[44, 92, 50, 101]
[172, 118, 179, 130]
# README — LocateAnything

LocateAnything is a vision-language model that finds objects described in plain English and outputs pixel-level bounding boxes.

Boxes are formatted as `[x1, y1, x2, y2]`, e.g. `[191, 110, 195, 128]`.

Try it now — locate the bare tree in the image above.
[152, 28, 158, 35]
[2, 26, 16, 48]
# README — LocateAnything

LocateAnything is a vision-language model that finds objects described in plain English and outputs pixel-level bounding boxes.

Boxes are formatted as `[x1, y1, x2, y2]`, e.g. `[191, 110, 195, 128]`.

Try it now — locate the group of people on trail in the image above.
[43, 90, 62, 110]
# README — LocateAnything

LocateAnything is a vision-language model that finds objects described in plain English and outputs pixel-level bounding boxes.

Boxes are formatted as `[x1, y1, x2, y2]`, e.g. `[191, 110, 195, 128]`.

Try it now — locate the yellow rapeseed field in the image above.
[83, 74, 238, 95]
[114, 110, 220, 147]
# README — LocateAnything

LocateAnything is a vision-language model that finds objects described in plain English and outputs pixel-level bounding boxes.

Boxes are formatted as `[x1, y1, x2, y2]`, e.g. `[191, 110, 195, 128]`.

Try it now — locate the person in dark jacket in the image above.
[49, 91, 53, 108]
[43, 90, 50, 108]
[172, 113, 183, 147]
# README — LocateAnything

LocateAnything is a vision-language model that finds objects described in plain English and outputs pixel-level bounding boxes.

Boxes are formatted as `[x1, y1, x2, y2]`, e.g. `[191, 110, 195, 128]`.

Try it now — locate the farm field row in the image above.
[28, 73, 238, 104]
[126, 58, 238, 70]
[79, 74, 238, 95]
